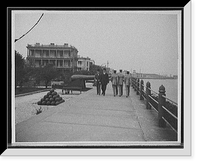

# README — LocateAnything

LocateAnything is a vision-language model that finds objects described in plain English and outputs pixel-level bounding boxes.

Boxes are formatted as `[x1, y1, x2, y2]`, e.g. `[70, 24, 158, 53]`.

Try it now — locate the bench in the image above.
[62, 86, 82, 94]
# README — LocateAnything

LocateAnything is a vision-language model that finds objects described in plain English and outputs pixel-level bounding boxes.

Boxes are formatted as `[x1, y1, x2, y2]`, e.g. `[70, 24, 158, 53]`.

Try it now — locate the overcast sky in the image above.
[13, 10, 180, 75]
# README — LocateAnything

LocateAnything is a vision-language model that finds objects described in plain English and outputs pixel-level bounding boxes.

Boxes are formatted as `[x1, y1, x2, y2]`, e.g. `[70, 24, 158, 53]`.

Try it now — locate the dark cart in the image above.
[52, 75, 95, 94]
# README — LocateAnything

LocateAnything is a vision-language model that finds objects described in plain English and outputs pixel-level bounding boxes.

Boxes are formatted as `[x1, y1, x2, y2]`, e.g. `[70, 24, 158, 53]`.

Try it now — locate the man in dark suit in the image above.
[100, 68, 109, 96]
[118, 69, 124, 97]
[94, 69, 101, 95]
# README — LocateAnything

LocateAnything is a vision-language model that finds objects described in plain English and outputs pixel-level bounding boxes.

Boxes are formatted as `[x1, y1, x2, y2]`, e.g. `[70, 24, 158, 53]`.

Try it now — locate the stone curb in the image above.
[15, 89, 50, 98]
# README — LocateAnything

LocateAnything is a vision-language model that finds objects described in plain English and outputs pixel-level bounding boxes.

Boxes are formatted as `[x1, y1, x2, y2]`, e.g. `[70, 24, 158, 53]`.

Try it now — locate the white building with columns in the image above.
[26, 43, 78, 72]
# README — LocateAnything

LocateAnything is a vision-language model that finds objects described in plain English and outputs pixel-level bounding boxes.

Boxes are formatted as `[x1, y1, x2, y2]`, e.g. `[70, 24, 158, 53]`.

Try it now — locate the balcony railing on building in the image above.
[27, 50, 72, 58]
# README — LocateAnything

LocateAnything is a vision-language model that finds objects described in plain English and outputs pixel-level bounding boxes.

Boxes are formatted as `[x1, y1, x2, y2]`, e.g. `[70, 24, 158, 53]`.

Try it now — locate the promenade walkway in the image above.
[16, 83, 177, 143]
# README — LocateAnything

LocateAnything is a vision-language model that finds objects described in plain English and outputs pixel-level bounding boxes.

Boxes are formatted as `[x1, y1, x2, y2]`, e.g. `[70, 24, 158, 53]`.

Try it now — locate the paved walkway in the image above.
[16, 83, 177, 143]
[15, 89, 79, 124]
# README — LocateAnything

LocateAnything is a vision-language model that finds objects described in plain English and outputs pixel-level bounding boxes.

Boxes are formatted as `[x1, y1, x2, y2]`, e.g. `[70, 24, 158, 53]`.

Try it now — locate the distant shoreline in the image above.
[133, 77, 178, 80]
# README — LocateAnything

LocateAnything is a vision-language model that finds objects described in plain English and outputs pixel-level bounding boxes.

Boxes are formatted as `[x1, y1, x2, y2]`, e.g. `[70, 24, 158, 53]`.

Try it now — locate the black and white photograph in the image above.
[4, 3, 192, 156]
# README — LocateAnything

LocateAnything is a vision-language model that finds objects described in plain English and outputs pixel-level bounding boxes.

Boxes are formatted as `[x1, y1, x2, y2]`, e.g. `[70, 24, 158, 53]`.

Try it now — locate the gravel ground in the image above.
[15, 83, 94, 124]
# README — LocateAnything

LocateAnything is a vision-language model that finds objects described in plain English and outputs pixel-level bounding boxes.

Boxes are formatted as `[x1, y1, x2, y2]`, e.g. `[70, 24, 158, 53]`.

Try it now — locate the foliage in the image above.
[71, 64, 103, 76]
[15, 51, 60, 89]
[37, 64, 59, 88]
[35, 107, 42, 115]
[15, 51, 26, 88]
[89, 64, 103, 74]
[62, 72, 73, 84]
[15, 51, 41, 89]
[15, 52, 103, 90]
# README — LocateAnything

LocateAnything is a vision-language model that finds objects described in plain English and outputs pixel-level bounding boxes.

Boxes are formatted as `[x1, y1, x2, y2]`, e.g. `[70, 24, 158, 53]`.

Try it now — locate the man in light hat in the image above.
[111, 70, 118, 97]
[124, 71, 132, 97]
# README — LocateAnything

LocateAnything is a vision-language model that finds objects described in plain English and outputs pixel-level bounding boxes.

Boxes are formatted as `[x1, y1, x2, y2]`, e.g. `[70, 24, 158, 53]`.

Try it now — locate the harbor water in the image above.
[143, 79, 178, 103]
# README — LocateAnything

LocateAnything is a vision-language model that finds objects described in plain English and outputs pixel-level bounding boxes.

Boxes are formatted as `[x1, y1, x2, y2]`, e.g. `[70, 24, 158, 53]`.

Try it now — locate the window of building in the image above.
[64, 50, 70, 57]
[60, 53, 63, 57]
[43, 50, 49, 57]
[50, 50, 54, 57]
[35, 50, 41, 57]
[30, 50, 34, 56]
[60, 60, 63, 67]
[78, 61, 82, 65]
[58, 50, 63, 57]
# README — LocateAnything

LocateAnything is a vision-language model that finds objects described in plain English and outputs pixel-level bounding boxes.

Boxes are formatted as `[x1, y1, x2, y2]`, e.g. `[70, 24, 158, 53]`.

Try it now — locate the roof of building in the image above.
[27, 43, 78, 51]
[77, 56, 91, 60]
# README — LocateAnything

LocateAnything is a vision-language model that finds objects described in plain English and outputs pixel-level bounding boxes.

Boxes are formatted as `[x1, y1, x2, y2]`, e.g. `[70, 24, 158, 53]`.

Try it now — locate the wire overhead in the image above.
[15, 13, 44, 43]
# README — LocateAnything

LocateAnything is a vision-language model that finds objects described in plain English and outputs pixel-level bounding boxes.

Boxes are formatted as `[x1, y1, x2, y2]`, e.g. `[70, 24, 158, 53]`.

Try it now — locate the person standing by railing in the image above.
[111, 70, 118, 97]
[118, 69, 124, 97]
[124, 71, 131, 98]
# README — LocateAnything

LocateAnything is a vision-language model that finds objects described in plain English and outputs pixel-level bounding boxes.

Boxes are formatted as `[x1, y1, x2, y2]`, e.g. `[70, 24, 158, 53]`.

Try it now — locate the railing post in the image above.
[136, 78, 140, 95]
[146, 81, 151, 109]
[134, 78, 137, 91]
[131, 78, 134, 89]
[140, 80, 144, 100]
[158, 85, 166, 127]
[132, 78, 135, 90]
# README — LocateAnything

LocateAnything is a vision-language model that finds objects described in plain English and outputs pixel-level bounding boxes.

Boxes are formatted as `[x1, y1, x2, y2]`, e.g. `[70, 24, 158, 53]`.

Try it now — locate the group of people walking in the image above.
[94, 68, 132, 97]
[110, 69, 132, 97]
[94, 68, 109, 96]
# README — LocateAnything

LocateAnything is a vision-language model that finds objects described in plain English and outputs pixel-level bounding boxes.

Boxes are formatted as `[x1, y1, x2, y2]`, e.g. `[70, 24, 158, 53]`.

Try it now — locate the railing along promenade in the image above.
[131, 77, 178, 133]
